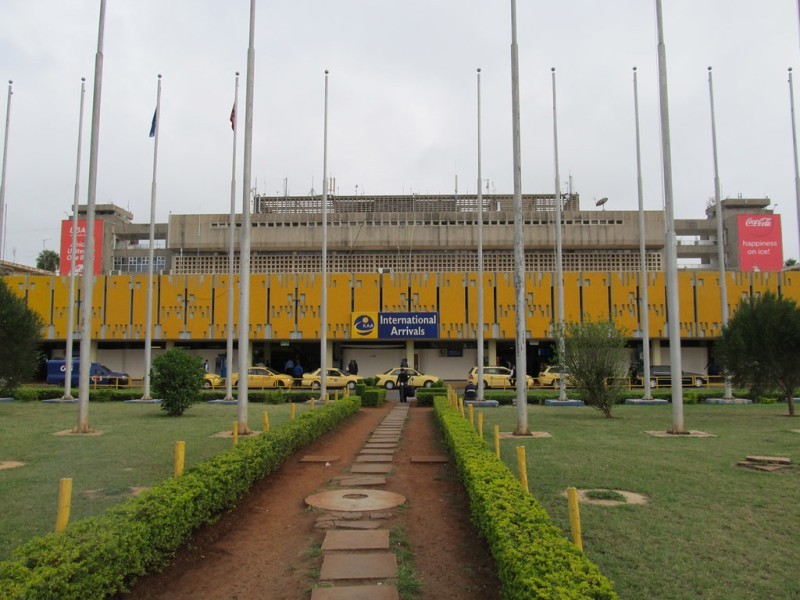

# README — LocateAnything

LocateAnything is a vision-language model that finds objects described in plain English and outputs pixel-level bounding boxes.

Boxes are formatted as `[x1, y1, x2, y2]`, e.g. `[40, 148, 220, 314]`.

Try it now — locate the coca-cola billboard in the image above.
[737, 214, 783, 272]
[59, 219, 104, 275]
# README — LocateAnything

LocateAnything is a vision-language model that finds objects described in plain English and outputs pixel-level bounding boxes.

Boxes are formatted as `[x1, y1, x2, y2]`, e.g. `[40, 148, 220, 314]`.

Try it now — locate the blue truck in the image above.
[46, 359, 130, 387]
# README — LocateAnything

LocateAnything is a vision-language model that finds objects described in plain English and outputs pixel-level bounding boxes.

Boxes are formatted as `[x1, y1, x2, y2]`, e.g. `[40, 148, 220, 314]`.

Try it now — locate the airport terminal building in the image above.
[6, 192, 793, 382]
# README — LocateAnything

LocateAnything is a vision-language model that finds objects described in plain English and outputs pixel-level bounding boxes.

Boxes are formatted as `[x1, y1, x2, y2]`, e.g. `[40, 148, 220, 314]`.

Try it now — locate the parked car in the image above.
[375, 368, 439, 390]
[467, 366, 534, 389]
[46, 359, 129, 387]
[229, 366, 294, 389]
[537, 365, 571, 387]
[635, 365, 706, 388]
[203, 373, 224, 389]
[302, 368, 363, 390]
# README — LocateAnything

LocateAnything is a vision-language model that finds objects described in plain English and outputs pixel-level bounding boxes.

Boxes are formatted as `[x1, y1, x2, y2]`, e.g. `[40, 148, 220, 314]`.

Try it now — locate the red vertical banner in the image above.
[59, 219, 104, 275]
[737, 214, 783, 272]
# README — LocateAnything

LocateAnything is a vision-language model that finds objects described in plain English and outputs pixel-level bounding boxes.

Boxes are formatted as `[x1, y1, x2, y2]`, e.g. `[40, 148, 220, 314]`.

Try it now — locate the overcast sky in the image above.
[1, 1, 799, 267]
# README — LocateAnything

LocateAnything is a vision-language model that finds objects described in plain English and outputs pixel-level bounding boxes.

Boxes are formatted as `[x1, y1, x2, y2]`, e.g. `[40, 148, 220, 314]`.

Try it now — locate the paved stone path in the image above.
[305, 403, 415, 599]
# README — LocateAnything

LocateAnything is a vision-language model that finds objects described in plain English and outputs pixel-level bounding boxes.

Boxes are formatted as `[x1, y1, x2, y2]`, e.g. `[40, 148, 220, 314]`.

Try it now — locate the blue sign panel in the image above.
[377, 312, 439, 339]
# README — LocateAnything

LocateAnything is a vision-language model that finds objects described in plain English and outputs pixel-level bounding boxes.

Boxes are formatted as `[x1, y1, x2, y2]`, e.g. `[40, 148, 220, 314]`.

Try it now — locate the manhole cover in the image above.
[305, 488, 406, 512]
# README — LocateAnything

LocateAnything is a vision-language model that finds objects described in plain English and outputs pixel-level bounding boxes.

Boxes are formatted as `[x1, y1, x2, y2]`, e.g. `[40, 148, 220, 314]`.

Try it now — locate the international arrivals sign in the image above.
[737, 214, 783, 272]
[351, 312, 439, 339]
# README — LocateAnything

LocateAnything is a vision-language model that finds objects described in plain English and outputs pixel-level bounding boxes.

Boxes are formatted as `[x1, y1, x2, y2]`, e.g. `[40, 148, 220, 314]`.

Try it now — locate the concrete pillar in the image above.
[488, 340, 497, 366]
[405, 340, 415, 369]
[651, 339, 663, 365]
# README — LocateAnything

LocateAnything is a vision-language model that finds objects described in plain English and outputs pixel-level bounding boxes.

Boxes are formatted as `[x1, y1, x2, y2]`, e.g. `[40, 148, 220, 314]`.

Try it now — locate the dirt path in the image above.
[125, 399, 501, 599]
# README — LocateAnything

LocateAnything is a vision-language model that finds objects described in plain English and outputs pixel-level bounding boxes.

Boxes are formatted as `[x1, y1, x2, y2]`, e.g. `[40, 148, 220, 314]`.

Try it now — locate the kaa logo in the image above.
[353, 315, 376, 336]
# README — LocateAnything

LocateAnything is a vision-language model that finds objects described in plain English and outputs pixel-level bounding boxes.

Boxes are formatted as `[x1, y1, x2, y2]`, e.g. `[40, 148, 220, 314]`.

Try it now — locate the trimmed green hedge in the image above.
[0, 397, 362, 599]
[360, 387, 386, 407]
[434, 396, 618, 600]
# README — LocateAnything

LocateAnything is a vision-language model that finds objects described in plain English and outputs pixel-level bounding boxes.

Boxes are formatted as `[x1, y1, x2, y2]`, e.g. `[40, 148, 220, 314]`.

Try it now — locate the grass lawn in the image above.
[479, 403, 800, 600]
[0, 400, 308, 561]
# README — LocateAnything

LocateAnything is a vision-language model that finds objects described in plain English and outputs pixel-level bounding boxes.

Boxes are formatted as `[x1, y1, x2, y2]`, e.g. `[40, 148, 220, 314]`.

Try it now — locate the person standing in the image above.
[400, 357, 408, 368]
[284, 358, 294, 375]
[203, 359, 209, 373]
[348, 359, 358, 375]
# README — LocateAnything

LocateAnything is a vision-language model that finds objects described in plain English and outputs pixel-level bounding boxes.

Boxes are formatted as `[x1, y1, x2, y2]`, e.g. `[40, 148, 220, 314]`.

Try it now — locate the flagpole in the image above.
[142, 74, 162, 400]
[77, 0, 107, 433]
[633, 67, 653, 401]
[476, 67, 485, 401]
[551, 67, 567, 402]
[0, 80, 12, 262]
[63, 77, 87, 400]
[237, 0, 256, 434]
[510, 0, 528, 434]
[320, 70, 330, 402]
[655, 0, 686, 433]
[707, 67, 732, 400]
[225, 72, 240, 401]
[790, 68, 800, 261]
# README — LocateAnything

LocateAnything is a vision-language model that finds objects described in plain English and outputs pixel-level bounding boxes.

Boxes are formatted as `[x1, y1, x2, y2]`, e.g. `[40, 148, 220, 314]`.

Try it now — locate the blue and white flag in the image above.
[149, 109, 157, 138]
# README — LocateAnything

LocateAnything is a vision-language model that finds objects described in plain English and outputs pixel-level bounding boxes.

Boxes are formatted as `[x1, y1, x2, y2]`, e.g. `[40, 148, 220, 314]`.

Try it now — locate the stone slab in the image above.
[464, 400, 500, 407]
[322, 529, 390, 551]
[625, 399, 670, 405]
[365, 443, 397, 449]
[360, 448, 395, 455]
[544, 399, 585, 407]
[370, 436, 401, 442]
[306, 489, 405, 512]
[736, 461, 790, 472]
[300, 455, 341, 463]
[498, 431, 552, 439]
[645, 430, 715, 438]
[410, 455, 448, 464]
[745, 455, 792, 464]
[704, 398, 753, 405]
[311, 585, 399, 600]
[320, 552, 397, 581]
[333, 475, 387, 486]
[331, 520, 384, 530]
[355, 455, 394, 463]
[350, 464, 393, 474]
[206, 399, 237, 405]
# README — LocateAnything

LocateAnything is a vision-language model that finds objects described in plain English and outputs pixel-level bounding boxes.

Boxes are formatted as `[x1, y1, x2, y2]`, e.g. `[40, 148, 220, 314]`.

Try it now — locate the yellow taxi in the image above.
[302, 368, 363, 390]
[467, 366, 534, 389]
[537, 365, 571, 387]
[202, 373, 225, 389]
[229, 366, 294, 389]
[375, 368, 440, 390]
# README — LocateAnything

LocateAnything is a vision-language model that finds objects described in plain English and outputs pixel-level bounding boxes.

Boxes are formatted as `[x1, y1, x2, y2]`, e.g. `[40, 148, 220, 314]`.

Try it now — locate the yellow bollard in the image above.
[335, 391, 339, 401]
[310, 397, 315, 411]
[233, 421, 239, 447]
[516, 446, 529, 494]
[55, 477, 72, 533]
[324, 393, 329, 405]
[468, 403, 474, 427]
[478, 412, 484, 438]
[174, 441, 185, 477]
[263, 411, 270, 433]
[494, 425, 500, 458]
[567, 487, 583, 551]
[290, 403, 296, 421]
[459, 397, 465, 417]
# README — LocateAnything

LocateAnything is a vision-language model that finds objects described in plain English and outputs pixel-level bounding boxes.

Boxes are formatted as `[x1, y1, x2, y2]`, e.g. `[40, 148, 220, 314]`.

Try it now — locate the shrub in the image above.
[0, 398, 361, 598]
[434, 397, 618, 599]
[363, 377, 377, 387]
[0, 280, 44, 397]
[150, 349, 204, 416]
[13, 387, 38, 402]
[355, 383, 366, 397]
[361, 387, 385, 407]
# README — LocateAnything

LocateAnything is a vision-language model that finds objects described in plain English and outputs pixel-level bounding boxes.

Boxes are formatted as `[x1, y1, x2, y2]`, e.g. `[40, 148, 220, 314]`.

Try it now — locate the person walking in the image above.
[397, 367, 410, 403]
[284, 358, 294, 375]
[203, 359, 209, 373]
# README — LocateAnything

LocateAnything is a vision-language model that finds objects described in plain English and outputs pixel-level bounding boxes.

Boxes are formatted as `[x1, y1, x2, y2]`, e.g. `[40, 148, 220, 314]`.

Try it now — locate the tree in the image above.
[717, 291, 800, 416]
[36, 249, 60, 272]
[0, 279, 44, 396]
[785, 258, 797, 268]
[150, 348, 204, 416]
[558, 319, 629, 418]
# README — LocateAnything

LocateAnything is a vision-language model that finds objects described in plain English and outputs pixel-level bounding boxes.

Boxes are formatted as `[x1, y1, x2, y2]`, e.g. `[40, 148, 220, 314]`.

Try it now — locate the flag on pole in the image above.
[149, 109, 157, 138]
[230, 105, 235, 131]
